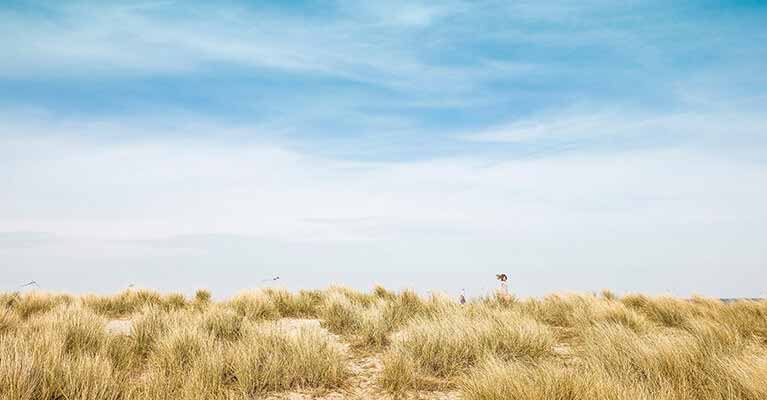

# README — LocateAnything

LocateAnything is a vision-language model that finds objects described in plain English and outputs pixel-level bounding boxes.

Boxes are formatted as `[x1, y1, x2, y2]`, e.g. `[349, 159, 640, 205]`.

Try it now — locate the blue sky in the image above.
[1, 1, 766, 297]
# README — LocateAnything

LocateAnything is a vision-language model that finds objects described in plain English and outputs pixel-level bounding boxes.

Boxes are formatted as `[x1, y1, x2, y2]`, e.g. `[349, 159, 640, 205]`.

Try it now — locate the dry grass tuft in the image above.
[381, 309, 554, 391]
[373, 285, 396, 300]
[0, 334, 52, 400]
[0, 319, 126, 400]
[227, 324, 348, 395]
[621, 294, 693, 328]
[519, 293, 597, 328]
[320, 291, 363, 335]
[228, 290, 280, 321]
[590, 300, 651, 333]
[719, 300, 767, 342]
[49, 306, 109, 356]
[9, 292, 73, 319]
[82, 289, 186, 317]
[0, 308, 20, 336]
[459, 357, 643, 400]
[579, 321, 767, 399]
[201, 306, 244, 341]
[323, 288, 454, 349]
[194, 289, 212, 304]
[55, 354, 125, 400]
[328, 285, 377, 306]
[130, 306, 170, 358]
[480, 292, 519, 309]
[600, 289, 619, 301]
[0, 292, 20, 309]
[162, 292, 187, 311]
[262, 287, 324, 317]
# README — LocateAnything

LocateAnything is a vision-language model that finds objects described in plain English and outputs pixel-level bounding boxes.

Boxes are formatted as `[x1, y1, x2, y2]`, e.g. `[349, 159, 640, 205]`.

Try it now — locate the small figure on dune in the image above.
[459, 289, 466, 305]
[496, 273, 510, 297]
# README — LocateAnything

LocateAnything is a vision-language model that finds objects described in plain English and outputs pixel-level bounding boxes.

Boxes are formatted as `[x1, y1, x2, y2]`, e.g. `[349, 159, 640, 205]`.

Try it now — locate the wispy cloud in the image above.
[2, 0, 765, 158]
[2, 115, 765, 241]
[463, 106, 767, 155]
[4, 1, 761, 95]
[0, 1, 476, 92]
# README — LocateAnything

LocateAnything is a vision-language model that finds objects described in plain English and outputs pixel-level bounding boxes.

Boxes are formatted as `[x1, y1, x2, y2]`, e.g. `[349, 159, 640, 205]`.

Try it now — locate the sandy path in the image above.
[264, 319, 459, 400]
[105, 319, 132, 335]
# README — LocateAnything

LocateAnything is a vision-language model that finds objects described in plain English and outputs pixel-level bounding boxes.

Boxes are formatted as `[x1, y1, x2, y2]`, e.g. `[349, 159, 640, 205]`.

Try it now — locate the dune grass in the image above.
[459, 357, 640, 400]
[1, 288, 766, 399]
[381, 309, 555, 390]
[0, 308, 20, 336]
[227, 323, 348, 394]
[321, 288, 456, 349]
[0, 289, 349, 400]
[456, 296, 767, 400]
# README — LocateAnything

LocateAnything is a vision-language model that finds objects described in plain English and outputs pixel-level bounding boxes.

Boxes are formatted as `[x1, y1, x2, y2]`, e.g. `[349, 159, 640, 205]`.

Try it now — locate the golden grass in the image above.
[381, 310, 555, 390]
[227, 324, 348, 394]
[40, 305, 109, 357]
[459, 357, 646, 400]
[0, 325, 127, 400]
[80, 289, 192, 318]
[262, 287, 325, 317]
[130, 306, 170, 358]
[1, 288, 766, 399]
[201, 306, 245, 341]
[322, 288, 455, 350]
[5, 292, 73, 319]
[0, 308, 20, 336]
[132, 317, 348, 399]
[193, 289, 212, 304]
[0, 290, 350, 400]
[227, 290, 281, 321]
[578, 321, 767, 399]
[320, 291, 363, 335]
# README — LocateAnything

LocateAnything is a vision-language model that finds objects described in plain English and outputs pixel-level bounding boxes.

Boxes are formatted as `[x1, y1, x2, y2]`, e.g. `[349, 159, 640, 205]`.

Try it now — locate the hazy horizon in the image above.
[2, 1, 766, 298]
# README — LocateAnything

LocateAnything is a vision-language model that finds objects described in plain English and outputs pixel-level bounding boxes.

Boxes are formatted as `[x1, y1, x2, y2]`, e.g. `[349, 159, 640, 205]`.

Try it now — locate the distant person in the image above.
[459, 289, 466, 305]
[496, 273, 509, 297]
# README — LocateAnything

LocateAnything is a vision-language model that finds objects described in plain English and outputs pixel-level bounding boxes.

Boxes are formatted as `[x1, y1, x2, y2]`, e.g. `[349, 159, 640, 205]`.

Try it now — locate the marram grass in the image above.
[1, 288, 766, 399]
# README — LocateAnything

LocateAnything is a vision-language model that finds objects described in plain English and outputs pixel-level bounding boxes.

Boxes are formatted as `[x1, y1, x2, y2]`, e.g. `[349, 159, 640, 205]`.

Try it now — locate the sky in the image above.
[1, 0, 766, 298]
